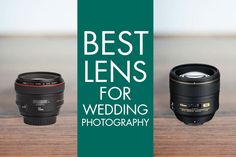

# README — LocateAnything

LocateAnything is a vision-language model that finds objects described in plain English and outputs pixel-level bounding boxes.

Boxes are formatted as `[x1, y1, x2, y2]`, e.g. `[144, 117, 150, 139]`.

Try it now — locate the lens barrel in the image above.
[169, 64, 220, 125]
[15, 72, 65, 125]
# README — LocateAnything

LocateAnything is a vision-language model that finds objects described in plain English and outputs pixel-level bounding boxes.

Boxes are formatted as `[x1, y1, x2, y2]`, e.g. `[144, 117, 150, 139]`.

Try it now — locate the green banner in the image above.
[78, 0, 153, 157]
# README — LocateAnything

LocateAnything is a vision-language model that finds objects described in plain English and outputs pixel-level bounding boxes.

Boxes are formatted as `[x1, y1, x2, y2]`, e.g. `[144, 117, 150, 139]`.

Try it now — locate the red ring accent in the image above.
[15, 82, 64, 88]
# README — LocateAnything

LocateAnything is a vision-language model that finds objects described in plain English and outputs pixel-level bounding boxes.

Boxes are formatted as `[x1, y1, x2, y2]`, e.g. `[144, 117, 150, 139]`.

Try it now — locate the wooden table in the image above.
[0, 37, 77, 157]
[155, 37, 236, 157]
[1, 36, 235, 157]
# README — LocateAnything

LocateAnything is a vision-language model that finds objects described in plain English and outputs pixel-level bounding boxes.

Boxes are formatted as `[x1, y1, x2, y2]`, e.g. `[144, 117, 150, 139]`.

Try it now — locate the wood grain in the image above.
[154, 37, 236, 157]
[155, 116, 236, 157]
[0, 115, 76, 157]
[1, 37, 235, 157]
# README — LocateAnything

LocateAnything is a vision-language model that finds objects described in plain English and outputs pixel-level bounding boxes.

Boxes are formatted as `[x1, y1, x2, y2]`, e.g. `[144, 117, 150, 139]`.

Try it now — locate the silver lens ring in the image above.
[179, 71, 210, 79]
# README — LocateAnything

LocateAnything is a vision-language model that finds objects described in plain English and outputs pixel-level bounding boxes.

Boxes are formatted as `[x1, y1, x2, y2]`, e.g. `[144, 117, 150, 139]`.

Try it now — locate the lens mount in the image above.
[169, 64, 220, 125]
[15, 72, 65, 125]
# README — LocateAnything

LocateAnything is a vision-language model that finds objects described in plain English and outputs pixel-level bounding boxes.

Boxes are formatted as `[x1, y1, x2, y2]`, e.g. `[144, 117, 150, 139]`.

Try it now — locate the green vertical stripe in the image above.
[78, 0, 153, 157]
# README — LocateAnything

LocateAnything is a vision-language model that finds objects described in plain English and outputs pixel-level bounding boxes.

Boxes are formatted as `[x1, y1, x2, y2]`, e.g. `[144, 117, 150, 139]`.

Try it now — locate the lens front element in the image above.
[179, 71, 210, 78]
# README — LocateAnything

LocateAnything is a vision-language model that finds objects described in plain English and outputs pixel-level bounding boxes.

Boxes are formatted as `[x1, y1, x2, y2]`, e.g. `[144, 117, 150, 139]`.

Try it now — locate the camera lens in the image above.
[15, 72, 65, 125]
[169, 64, 220, 125]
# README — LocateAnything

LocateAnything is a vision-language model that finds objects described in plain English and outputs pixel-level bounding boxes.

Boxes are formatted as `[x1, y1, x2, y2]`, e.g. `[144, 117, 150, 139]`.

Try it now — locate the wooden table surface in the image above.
[1, 37, 235, 157]
[155, 37, 236, 157]
[0, 37, 77, 157]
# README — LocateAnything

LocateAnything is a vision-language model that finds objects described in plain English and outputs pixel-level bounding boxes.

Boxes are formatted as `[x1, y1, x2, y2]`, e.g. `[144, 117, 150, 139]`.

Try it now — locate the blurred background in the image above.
[155, 0, 236, 36]
[155, 1, 236, 157]
[154, 0, 236, 117]
[0, 0, 76, 36]
[0, 1, 77, 156]
[0, 0, 77, 116]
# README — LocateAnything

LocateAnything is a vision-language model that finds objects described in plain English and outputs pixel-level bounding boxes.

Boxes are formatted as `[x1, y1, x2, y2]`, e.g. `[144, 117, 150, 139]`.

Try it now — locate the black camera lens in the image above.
[15, 72, 65, 125]
[169, 64, 220, 125]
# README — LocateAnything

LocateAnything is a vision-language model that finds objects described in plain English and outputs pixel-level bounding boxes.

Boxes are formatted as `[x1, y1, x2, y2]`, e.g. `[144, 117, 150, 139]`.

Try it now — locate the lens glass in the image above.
[20, 73, 58, 81]
[179, 71, 210, 78]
